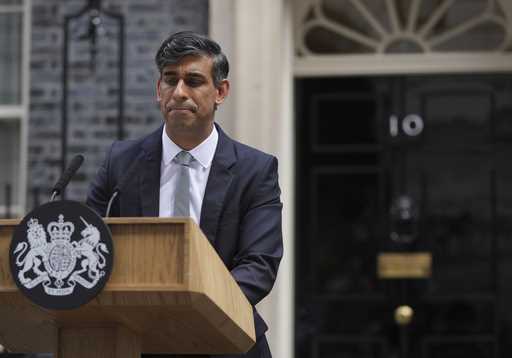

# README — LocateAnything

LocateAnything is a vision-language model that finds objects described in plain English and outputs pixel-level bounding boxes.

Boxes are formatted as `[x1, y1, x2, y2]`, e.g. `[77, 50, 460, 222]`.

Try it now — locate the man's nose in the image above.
[173, 79, 188, 100]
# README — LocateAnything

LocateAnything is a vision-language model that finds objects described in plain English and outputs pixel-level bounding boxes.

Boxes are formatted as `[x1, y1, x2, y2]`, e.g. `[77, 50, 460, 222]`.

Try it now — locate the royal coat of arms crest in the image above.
[13, 214, 110, 296]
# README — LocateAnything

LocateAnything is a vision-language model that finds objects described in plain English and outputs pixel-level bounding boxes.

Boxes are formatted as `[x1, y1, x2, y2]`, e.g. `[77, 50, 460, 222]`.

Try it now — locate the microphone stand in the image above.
[105, 191, 119, 218]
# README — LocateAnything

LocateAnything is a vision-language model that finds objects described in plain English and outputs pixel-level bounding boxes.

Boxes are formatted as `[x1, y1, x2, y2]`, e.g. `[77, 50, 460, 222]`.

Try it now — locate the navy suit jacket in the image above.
[86, 123, 283, 353]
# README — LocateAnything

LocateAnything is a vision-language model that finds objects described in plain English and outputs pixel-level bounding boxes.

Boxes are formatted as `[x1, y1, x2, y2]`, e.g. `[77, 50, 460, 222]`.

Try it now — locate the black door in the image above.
[295, 74, 512, 358]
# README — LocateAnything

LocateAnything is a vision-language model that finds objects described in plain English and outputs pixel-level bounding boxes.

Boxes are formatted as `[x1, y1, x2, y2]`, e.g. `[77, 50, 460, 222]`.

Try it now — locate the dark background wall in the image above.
[27, 0, 208, 207]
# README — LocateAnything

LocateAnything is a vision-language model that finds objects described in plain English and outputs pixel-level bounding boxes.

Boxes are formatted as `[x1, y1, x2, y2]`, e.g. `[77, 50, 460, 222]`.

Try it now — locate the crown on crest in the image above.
[47, 214, 75, 241]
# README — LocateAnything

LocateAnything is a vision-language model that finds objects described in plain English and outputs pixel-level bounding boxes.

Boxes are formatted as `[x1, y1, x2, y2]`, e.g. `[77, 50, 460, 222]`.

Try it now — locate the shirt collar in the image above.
[161, 124, 218, 169]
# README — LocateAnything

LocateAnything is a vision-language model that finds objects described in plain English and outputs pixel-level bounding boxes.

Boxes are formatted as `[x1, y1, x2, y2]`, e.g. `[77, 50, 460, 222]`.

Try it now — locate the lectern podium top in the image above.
[0, 217, 255, 355]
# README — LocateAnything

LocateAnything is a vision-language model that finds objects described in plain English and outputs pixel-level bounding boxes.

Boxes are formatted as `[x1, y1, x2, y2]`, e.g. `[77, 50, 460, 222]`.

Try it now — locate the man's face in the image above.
[157, 55, 229, 136]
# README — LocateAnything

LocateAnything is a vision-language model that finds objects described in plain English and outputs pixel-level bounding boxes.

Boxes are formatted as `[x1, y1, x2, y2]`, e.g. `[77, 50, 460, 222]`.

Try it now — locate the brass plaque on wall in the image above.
[377, 252, 432, 279]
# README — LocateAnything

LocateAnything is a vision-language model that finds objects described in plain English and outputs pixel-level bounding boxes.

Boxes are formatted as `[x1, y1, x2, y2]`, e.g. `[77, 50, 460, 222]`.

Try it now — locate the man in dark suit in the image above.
[86, 31, 282, 358]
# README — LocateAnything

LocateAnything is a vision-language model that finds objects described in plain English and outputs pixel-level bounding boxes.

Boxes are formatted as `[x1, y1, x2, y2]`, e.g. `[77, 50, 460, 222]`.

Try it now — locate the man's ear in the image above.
[156, 78, 162, 101]
[215, 79, 230, 106]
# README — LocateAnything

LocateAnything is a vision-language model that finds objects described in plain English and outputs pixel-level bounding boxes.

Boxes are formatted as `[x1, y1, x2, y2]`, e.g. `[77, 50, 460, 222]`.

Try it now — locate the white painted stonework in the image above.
[210, 1, 294, 358]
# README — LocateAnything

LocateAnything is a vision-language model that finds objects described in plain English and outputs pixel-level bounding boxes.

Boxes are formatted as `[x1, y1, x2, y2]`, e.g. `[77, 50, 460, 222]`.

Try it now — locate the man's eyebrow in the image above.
[185, 71, 207, 78]
[161, 70, 206, 78]
[162, 69, 177, 76]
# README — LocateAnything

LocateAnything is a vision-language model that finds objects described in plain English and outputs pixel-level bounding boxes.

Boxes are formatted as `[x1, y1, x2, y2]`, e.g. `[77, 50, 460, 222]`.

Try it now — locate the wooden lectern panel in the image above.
[0, 218, 255, 355]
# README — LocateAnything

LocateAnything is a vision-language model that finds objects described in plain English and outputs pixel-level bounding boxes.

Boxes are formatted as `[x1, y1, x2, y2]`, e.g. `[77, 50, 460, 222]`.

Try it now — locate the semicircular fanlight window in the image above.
[297, 0, 512, 55]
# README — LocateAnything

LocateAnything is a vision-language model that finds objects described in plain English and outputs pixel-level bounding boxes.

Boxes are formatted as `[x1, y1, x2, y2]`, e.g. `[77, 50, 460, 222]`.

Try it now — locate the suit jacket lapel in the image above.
[200, 124, 236, 244]
[140, 126, 163, 217]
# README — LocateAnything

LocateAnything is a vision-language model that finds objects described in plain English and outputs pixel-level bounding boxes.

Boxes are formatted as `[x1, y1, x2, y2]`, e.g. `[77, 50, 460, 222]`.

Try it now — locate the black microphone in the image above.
[50, 154, 84, 201]
[105, 156, 142, 217]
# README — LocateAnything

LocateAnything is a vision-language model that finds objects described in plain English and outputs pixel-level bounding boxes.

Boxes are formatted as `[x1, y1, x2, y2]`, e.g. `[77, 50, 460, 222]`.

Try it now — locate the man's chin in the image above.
[166, 115, 197, 130]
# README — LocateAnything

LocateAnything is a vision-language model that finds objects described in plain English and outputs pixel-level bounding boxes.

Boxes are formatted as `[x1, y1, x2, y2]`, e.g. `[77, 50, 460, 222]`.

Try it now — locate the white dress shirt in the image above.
[159, 125, 218, 224]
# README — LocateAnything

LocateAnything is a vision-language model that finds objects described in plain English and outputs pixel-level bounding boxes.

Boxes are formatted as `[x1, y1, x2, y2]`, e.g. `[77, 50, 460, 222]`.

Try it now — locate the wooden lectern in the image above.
[0, 217, 255, 357]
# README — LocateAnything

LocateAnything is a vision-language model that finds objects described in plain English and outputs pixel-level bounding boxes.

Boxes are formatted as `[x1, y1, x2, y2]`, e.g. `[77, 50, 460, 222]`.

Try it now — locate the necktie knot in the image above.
[174, 151, 194, 166]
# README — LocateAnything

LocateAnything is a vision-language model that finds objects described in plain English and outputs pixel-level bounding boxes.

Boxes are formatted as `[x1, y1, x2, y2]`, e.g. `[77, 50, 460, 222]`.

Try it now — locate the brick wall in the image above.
[28, 0, 208, 208]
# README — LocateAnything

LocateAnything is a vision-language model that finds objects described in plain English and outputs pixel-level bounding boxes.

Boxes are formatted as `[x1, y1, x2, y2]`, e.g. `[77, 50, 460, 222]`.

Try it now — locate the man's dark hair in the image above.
[155, 31, 229, 87]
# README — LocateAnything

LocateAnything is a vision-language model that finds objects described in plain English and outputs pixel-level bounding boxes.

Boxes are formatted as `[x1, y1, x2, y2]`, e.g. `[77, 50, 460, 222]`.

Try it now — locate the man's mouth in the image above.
[168, 105, 196, 113]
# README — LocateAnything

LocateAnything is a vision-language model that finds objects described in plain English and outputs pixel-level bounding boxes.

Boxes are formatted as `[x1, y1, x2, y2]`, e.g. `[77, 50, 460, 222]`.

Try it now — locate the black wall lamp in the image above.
[61, 0, 125, 175]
